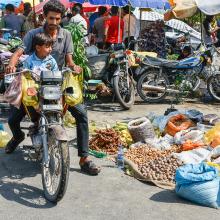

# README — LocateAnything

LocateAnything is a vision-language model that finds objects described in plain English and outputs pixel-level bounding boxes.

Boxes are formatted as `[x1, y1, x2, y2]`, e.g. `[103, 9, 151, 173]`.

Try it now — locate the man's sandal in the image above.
[80, 161, 101, 176]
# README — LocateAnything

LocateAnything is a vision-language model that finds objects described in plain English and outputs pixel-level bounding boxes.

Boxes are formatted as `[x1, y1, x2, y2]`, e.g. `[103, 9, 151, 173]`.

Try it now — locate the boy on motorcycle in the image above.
[5, 33, 59, 154]
[5, 0, 101, 175]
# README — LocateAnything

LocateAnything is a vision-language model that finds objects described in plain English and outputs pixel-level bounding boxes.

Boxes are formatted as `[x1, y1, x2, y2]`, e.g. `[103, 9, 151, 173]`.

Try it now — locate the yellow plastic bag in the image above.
[22, 73, 39, 109]
[0, 131, 11, 148]
[63, 110, 76, 128]
[204, 123, 220, 145]
[62, 72, 83, 106]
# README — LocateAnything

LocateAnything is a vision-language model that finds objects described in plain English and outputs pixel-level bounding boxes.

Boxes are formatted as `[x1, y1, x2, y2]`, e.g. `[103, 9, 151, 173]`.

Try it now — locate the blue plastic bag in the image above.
[175, 163, 220, 208]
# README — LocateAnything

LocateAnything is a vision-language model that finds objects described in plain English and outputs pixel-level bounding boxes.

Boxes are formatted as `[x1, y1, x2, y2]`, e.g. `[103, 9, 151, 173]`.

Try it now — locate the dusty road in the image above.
[0, 101, 219, 220]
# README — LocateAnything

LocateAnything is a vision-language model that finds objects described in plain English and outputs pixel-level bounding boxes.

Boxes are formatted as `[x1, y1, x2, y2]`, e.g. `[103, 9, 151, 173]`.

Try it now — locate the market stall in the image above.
[87, 106, 220, 208]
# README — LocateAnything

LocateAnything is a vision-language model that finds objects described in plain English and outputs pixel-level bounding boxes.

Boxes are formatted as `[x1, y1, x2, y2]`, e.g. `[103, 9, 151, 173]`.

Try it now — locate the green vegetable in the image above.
[65, 23, 91, 80]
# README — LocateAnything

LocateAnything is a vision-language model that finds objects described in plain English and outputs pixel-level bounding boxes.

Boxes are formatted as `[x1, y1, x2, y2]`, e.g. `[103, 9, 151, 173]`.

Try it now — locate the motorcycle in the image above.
[136, 46, 217, 102]
[87, 44, 135, 110]
[4, 69, 70, 203]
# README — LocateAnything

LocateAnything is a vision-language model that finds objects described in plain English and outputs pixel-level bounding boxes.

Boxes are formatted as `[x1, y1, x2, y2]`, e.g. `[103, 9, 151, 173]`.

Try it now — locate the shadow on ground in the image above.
[150, 190, 195, 207]
[0, 149, 55, 209]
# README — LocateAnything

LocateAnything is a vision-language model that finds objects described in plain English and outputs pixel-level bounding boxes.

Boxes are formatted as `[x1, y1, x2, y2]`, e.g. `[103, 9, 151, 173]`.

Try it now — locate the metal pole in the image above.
[33, 0, 37, 28]
[128, 5, 131, 41]
[118, 7, 121, 44]
[140, 9, 142, 35]
[200, 11, 204, 45]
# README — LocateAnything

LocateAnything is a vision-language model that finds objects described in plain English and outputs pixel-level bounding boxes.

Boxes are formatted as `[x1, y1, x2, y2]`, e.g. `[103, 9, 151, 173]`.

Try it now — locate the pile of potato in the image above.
[139, 155, 183, 183]
[125, 145, 181, 168]
[125, 145, 183, 184]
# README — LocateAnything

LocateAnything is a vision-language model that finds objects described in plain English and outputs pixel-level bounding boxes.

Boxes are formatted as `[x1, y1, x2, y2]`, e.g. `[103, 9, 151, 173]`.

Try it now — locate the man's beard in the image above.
[48, 24, 58, 30]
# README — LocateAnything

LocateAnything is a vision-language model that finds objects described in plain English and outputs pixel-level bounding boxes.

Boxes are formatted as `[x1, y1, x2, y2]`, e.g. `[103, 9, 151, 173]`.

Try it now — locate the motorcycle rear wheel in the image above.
[207, 74, 220, 102]
[42, 130, 70, 203]
[137, 69, 169, 103]
[113, 71, 135, 110]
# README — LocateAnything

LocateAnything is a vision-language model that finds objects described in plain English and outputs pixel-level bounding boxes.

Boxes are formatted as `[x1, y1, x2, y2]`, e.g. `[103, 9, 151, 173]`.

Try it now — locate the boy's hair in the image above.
[5, 4, 15, 12]
[43, 0, 65, 17]
[33, 33, 53, 49]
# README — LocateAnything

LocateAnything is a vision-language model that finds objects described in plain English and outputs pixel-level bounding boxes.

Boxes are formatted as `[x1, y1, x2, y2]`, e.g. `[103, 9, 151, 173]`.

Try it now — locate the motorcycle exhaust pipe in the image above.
[142, 84, 180, 94]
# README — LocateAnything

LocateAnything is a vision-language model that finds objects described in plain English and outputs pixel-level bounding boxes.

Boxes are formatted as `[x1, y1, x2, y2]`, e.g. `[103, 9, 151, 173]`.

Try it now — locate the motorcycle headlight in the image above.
[41, 86, 61, 100]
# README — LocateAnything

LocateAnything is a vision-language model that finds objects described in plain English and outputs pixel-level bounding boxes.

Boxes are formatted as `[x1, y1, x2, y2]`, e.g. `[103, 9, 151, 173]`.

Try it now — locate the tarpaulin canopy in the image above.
[165, 0, 220, 20]
[0, 0, 22, 9]
[34, 0, 71, 13]
[71, 0, 127, 7]
[195, 0, 220, 16]
[130, 0, 170, 9]
[71, 0, 170, 8]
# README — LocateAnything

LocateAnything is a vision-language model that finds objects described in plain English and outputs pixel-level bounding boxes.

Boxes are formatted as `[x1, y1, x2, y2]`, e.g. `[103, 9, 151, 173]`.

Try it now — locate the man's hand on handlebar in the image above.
[5, 65, 16, 74]
[67, 63, 82, 74]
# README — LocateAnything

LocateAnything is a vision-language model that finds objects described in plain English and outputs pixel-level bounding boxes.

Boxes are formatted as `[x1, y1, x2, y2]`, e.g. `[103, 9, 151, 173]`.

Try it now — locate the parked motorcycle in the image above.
[87, 44, 135, 110]
[4, 69, 70, 203]
[136, 46, 217, 102]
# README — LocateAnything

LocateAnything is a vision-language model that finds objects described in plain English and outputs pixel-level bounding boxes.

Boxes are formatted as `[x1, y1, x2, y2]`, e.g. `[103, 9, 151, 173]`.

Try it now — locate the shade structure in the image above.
[34, 0, 71, 13]
[130, 0, 170, 9]
[23, 0, 41, 6]
[71, 0, 170, 8]
[195, 0, 220, 16]
[70, 0, 127, 7]
[0, 0, 22, 9]
[165, 0, 220, 20]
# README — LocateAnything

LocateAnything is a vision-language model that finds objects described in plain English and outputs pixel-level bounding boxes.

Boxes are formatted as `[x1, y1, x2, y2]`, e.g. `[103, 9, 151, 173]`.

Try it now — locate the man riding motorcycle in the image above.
[5, 0, 101, 176]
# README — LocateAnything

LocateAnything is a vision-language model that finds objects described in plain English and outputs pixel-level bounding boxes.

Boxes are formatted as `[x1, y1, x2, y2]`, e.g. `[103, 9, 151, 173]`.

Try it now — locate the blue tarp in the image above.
[130, 0, 170, 9]
[0, 0, 22, 9]
[70, 0, 170, 8]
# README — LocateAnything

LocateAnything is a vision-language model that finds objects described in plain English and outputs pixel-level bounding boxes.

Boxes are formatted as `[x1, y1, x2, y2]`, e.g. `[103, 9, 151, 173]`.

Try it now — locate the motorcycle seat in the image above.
[143, 56, 179, 68]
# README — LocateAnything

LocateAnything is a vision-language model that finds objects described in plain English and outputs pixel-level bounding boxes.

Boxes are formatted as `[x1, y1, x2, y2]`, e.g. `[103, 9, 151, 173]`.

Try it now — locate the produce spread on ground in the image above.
[87, 107, 220, 209]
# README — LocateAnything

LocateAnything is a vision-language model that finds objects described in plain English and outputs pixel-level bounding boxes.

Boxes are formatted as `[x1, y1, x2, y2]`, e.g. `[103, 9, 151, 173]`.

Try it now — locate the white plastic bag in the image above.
[174, 129, 204, 145]
[173, 148, 211, 164]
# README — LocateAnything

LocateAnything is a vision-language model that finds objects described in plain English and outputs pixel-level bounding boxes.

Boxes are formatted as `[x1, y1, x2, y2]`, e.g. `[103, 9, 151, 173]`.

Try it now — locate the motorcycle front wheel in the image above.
[113, 70, 135, 110]
[42, 129, 70, 203]
[207, 74, 220, 102]
[137, 69, 169, 103]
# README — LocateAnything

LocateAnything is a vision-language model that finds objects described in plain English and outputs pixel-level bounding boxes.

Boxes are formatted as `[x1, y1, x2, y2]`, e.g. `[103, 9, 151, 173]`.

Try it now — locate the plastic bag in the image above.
[4, 74, 22, 109]
[21, 73, 39, 109]
[0, 131, 11, 148]
[182, 140, 205, 151]
[145, 134, 174, 150]
[173, 148, 210, 164]
[62, 72, 83, 106]
[174, 129, 204, 145]
[128, 117, 155, 143]
[206, 146, 220, 163]
[63, 110, 76, 128]
[204, 123, 220, 146]
[165, 114, 194, 136]
[175, 163, 220, 208]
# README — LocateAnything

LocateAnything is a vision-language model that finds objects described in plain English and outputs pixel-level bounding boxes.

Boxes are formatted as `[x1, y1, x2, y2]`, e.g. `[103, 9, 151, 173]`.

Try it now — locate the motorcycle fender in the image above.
[138, 65, 159, 75]
[49, 125, 68, 141]
[113, 67, 120, 77]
